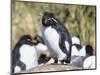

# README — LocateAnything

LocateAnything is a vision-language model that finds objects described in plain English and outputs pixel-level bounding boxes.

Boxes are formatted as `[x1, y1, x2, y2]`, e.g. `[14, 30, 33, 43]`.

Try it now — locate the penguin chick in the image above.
[32, 35, 51, 65]
[41, 12, 72, 64]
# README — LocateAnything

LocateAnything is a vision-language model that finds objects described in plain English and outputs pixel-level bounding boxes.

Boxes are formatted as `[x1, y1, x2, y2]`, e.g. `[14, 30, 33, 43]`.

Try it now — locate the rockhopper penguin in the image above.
[12, 35, 50, 74]
[41, 12, 72, 64]
[12, 35, 38, 74]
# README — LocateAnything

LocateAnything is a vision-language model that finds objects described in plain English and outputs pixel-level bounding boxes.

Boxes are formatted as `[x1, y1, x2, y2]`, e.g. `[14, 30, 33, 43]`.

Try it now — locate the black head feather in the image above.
[19, 35, 32, 41]
[85, 45, 94, 56]
[42, 12, 56, 26]
[16, 35, 33, 46]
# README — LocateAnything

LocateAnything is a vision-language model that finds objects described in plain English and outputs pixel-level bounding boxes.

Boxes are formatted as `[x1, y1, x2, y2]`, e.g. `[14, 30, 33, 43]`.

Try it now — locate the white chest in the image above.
[83, 56, 95, 69]
[35, 43, 48, 52]
[71, 46, 79, 56]
[19, 45, 38, 70]
[43, 26, 66, 60]
[35, 43, 48, 57]
[44, 27, 60, 50]
[79, 46, 86, 56]
[71, 46, 86, 57]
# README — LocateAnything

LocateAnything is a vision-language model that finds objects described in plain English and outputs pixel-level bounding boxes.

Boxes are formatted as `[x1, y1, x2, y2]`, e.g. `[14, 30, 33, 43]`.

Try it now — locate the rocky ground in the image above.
[15, 64, 82, 75]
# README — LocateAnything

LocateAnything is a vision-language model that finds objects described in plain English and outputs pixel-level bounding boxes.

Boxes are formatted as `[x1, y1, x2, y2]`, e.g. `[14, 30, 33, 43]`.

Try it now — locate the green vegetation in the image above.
[12, 0, 96, 54]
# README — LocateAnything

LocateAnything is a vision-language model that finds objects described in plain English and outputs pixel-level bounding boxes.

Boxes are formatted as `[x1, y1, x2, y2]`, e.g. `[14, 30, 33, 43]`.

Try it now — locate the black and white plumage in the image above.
[82, 45, 95, 69]
[41, 12, 72, 64]
[71, 36, 83, 67]
[71, 44, 82, 56]
[70, 43, 94, 68]
[12, 35, 38, 73]
[78, 45, 94, 57]
[12, 35, 50, 73]
[71, 36, 82, 56]
[33, 35, 51, 65]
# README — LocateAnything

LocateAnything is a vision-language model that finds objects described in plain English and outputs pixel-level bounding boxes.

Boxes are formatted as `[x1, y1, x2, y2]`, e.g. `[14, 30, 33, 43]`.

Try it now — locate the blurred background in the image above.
[12, 0, 96, 54]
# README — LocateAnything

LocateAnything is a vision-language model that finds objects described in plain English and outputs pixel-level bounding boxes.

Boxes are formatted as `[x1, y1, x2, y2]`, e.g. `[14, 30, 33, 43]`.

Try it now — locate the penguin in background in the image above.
[82, 45, 95, 69]
[11, 35, 38, 74]
[41, 12, 72, 64]
[71, 43, 95, 68]
[71, 36, 82, 57]
[70, 36, 83, 67]
[32, 35, 51, 65]
[71, 36, 94, 58]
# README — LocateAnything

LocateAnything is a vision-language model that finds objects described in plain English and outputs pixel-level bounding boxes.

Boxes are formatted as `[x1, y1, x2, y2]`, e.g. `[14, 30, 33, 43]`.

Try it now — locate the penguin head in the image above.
[18, 35, 33, 45]
[20, 35, 32, 41]
[85, 45, 94, 56]
[79, 45, 94, 57]
[42, 12, 57, 27]
[32, 35, 44, 45]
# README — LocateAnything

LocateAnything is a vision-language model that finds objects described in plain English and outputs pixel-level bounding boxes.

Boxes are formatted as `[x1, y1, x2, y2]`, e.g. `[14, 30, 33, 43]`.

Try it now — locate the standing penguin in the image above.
[12, 35, 38, 74]
[41, 12, 72, 64]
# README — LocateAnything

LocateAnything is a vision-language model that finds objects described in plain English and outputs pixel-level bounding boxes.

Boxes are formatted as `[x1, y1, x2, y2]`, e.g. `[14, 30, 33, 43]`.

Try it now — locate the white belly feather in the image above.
[35, 43, 48, 58]
[15, 66, 21, 73]
[83, 56, 95, 69]
[19, 45, 38, 70]
[43, 26, 66, 61]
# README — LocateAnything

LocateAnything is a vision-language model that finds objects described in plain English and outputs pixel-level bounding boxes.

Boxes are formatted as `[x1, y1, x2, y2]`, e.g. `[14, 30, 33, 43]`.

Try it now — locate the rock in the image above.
[17, 64, 82, 74]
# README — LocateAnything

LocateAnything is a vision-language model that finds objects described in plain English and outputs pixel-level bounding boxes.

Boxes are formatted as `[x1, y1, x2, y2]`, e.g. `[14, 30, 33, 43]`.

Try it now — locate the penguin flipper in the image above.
[59, 32, 71, 63]
[16, 60, 26, 71]
[59, 34, 68, 54]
